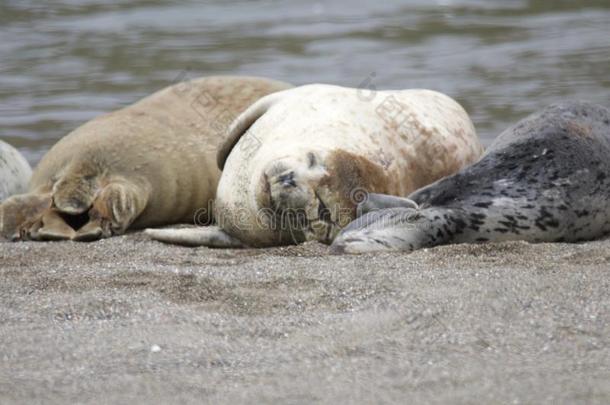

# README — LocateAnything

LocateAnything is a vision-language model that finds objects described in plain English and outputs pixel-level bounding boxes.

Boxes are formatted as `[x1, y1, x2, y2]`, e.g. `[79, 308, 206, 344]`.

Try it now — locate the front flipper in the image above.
[357, 193, 418, 217]
[33, 210, 78, 241]
[331, 208, 424, 255]
[0, 192, 52, 241]
[71, 178, 150, 241]
[145, 226, 245, 248]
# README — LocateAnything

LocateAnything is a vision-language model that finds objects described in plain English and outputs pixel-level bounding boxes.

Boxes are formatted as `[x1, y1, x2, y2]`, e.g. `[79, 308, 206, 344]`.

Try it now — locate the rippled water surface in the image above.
[1, 0, 609, 164]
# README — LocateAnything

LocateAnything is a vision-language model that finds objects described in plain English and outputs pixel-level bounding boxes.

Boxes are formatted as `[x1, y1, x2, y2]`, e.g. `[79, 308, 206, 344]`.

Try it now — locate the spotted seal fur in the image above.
[332, 101, 610, 254]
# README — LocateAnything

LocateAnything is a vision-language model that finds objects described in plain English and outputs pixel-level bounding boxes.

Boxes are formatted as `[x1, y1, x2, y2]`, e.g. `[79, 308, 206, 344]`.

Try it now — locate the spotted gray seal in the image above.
[332, 101, 610, 254]
[0, 76, 291, 241]
[0, 140, 31, 201]
[146, 84, 483, 247]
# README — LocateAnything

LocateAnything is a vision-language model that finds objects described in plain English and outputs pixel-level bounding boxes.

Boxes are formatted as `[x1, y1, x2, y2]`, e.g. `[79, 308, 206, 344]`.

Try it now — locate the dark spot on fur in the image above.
[473, 201, 492, 208]
[493, 228, 509, 233]
[548, 171, 560, 181]
[373, 238, 391, 247]
[535, 207, 560, 230]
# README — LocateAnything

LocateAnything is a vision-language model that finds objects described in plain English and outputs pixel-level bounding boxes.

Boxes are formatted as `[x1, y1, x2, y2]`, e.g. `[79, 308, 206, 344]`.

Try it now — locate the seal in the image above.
[146, 84, 483, 247]
[331, 101, 610, 254]
[0, 140, 32, 201]
[0, 76, 291, 241]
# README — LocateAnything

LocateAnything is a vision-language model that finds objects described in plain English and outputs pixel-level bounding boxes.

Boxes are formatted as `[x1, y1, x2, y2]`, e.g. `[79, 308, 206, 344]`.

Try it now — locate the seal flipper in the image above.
[72, 178, 151, 241]
[0, 192, 52, 241]
[331, 207, 460, 254]
[145, 226, 245, 248]
[34, 210, 77, 241]
[357, 193, 419, 217]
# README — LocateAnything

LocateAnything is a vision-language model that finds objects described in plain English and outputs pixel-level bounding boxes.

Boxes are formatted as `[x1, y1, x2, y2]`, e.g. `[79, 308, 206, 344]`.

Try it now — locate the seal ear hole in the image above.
[58, 211, 90, 231]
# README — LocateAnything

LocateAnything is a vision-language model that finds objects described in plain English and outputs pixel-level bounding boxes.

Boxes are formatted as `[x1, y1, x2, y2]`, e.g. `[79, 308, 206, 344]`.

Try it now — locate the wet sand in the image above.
[1, 231, 608, 404]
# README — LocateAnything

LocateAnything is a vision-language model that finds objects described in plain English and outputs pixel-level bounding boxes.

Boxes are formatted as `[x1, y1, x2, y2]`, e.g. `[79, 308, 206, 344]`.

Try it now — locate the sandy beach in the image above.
[1, 231, 608, 404]
[1, 0, 609, 403]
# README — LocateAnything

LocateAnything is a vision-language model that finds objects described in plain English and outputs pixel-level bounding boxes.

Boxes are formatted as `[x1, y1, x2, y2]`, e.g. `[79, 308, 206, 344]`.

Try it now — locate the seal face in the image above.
[332, 101, 610, 254]
[0, 140, 31, 201]
[147, 84, 482, 248]
[0, 76, 291, 241]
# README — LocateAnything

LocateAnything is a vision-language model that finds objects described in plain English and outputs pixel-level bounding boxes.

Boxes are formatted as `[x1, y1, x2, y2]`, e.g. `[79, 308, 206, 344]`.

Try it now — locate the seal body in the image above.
[0, 140, 31, 201]
[332, 101, 610, 254]
[147, 84, 482, 248]
[0, 76, 291, 241]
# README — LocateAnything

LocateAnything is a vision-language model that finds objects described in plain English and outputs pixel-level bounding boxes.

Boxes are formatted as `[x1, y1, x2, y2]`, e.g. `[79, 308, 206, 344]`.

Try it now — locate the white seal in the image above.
[146, 84, 483, 247]
[0, 140, 31, 202]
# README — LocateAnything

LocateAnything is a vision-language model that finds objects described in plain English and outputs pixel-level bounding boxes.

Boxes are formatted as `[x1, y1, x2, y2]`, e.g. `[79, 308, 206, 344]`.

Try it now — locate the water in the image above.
[1, 0, 608, 165]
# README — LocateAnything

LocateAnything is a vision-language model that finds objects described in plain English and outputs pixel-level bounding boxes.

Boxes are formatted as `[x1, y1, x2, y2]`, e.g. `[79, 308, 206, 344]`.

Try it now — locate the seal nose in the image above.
[278, 171, 296, 188]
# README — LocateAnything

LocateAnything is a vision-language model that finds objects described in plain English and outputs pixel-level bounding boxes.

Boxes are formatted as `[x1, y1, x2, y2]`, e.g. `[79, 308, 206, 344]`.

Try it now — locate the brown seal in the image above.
[0, 76, 291, 241]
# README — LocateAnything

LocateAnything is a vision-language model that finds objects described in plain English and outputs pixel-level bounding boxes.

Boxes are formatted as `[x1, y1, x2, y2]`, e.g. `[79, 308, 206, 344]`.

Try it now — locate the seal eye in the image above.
[307, 152, 316, 168]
